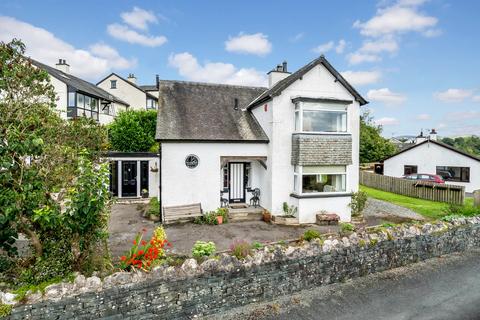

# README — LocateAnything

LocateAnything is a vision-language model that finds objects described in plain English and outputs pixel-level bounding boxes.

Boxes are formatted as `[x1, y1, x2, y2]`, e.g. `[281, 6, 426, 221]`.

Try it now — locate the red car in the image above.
[403, 173, 445, 184]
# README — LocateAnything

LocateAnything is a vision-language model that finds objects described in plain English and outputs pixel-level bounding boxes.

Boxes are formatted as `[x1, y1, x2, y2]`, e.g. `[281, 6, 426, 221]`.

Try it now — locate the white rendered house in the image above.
[97, 73, 158, 111]
[156, 56, 367, 223]
[383, 131, 480, 193]
[31, 59, 129, 125]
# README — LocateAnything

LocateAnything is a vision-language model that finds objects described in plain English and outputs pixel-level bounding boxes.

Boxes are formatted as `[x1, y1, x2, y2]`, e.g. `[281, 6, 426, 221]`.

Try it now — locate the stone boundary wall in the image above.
[6, 217, 480, 320]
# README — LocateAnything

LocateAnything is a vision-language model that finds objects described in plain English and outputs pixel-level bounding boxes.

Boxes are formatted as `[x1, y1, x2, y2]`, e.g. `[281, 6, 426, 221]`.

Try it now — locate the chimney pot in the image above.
[55, 58, 69, 73]
[282, 61, 287, 72]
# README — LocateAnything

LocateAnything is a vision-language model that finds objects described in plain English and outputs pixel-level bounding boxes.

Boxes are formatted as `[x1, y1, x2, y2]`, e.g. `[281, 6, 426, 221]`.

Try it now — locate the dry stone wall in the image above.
[5, 217, 480, 320]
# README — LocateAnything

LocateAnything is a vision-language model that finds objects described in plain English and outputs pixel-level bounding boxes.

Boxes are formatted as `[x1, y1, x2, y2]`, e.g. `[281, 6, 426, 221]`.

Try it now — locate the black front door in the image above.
[229, 162, 246, 203]
[122, 161, 137, 197]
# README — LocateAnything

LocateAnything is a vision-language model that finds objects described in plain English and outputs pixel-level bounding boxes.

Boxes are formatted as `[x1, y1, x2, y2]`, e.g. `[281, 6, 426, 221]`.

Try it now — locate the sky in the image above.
[1, 0, 479, 138]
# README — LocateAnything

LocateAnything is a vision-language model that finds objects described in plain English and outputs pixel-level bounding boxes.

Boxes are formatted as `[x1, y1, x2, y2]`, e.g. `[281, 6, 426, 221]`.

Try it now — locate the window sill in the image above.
[290, 192, 353, 199]
[292, 132, 351, 136]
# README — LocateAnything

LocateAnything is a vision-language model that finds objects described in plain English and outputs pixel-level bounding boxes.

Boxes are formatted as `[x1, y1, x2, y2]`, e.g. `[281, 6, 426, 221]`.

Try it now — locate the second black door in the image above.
[122, 161, 137, 197]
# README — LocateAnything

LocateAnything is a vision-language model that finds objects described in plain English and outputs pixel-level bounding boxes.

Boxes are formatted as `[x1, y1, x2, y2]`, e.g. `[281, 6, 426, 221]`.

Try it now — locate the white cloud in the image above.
[434, 88, 473, 103]
[367, 88, 407, 104]
[422, 28, 442, 37]
[168, 52, 267, 87]
[335, 39, 347, 54]
[121, 7, 157, 30]
[359, 37, 399, 53]
[0, 16, 136, 80]
[416, 113, 431, 120]
[444, 111, 480, 121]
[107, 23, 167, 47]
[347, 52, 381, 65]
[375, 117, 400, 126]
[312, 41, 334, 54]
[289, 32, 305, 42]
[472, 95, 480, 102]
[225, 33, 272, 56]
[341, 70, 382, 86]
[312, 39, 346, 55]
[353, 5, 438, 37]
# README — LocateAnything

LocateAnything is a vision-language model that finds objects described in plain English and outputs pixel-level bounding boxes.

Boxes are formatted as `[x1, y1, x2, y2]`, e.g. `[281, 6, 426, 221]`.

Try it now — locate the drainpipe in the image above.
[158, 142, 163, 224]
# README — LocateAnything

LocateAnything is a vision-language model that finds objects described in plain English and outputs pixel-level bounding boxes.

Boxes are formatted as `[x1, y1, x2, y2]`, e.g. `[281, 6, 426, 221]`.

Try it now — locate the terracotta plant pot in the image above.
[263, 211, 271, 223]
[216, 215, 223, 225]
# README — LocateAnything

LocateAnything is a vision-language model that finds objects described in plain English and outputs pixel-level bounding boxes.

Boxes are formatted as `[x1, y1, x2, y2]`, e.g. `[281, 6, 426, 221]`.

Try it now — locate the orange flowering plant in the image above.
[119, 226, 171, 271]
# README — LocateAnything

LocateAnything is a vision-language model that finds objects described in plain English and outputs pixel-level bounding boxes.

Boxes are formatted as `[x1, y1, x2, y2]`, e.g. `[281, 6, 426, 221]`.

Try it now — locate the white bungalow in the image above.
[156, 56, 367, 223]
[383, 130, 480, 193]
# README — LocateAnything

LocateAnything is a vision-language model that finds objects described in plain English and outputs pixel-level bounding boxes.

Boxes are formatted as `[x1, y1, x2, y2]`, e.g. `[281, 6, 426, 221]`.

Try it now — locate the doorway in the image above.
[229, 162, 246, 203]
[121, 161, 137, 197]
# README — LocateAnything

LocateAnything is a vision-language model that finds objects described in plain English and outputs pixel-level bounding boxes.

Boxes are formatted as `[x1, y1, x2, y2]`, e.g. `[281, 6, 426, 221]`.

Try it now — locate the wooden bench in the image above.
[163, 203, 203, 224]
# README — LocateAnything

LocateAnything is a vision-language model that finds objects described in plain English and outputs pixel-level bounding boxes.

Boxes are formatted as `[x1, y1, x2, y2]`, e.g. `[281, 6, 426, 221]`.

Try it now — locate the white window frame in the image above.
[293, 165, 348, 195]
[294, 101, 349, 135]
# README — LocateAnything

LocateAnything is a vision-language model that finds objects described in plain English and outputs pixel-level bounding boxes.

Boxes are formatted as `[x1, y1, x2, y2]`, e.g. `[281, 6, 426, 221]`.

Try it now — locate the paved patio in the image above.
[108, 204, 339, 258]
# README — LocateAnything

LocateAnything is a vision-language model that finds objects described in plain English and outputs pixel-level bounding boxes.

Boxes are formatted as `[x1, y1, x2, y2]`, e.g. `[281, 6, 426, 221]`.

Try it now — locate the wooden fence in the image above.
[360, 171, 465, 205]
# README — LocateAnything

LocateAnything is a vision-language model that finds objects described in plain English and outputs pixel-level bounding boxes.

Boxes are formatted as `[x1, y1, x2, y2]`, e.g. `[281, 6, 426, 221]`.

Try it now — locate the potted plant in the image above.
[216, 215, 223, 224]
[141, 189, 149, 198]
[216, 207, 228, 225]
[262, 209, 272, 223]
[272, 202, 299, 225]
[148, 198, 160, 222]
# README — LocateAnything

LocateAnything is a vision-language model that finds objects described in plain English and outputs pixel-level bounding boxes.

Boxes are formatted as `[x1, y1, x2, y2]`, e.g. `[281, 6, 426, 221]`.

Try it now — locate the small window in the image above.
[68, 92, 76, 107]
[222, 164, 229, 189]
[404, 165, 418, 175]
[110, 80, 117, 89]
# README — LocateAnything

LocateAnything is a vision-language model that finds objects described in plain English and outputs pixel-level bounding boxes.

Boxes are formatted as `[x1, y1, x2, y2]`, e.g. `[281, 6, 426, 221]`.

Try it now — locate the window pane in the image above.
[91, 98, 98, 111]
[295, 111, 300, 131]
[68, 92, 76, 107]
[77, 94, 84, 108]
[67, 107, 75, 118]
[84, 109, 91, 118]
[436, 166, 470, 182]
[302, 110, 346, 132]
[302, 174, 346, 193]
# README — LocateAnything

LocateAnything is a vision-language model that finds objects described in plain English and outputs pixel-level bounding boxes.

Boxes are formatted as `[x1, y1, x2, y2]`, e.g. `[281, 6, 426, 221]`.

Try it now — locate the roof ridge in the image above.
[158, 79, 267, 90]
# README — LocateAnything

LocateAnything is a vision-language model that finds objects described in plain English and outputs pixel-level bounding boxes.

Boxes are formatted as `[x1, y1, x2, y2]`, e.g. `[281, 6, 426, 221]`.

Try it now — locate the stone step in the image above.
[229, 211, 263, 222]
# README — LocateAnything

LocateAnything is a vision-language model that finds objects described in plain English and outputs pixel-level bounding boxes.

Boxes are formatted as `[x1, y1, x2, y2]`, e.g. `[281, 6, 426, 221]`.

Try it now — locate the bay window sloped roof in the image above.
[155, 80, 269, 142]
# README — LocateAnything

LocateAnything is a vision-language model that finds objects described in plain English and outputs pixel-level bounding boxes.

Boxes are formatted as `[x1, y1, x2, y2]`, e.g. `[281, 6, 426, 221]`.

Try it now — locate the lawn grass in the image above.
[360, 185, 451, 220]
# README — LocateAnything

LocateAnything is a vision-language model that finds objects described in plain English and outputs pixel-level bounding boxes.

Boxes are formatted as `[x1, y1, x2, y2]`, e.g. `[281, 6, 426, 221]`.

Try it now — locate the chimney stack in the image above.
[267, 60, 291, 88]
[55, 59, 70, 74]
[127, 73, 137, 84]
[415, 130, 427, 144]
[429, 129, 437, 141]
[156, 74, 160, 89]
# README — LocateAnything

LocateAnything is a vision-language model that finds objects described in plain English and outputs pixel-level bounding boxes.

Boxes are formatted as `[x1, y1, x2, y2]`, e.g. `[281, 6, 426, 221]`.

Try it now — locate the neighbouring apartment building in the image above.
[154, 56, 367, 223]
[31, 59, 129, 125]
[97, 73, 158, 111]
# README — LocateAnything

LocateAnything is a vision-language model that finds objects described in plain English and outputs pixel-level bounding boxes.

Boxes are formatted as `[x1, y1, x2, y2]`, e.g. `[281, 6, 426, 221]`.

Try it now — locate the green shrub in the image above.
[229, 240, 252, 260]
[147, 197, 160, 216]
[282, 202, 297, 217]
[446, 204, 480, 217]
[192, 241, 216, 259]
[303, 229, 322, 242]
[108, 110, 157, 152]
[19, 238, 74, 286]
[194, 210, 226, 225]
[0, 303, 12, 318]
[252, 241, 264, 250]
[349, 191, 368, 217]
[340, 222, 355, 234]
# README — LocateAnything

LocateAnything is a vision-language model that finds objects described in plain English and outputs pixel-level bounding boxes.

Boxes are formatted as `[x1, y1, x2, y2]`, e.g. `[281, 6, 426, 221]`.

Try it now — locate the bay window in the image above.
[294, 165, 346, 193]
[67, 91, 100, 121]
[294, 102, 347, 133]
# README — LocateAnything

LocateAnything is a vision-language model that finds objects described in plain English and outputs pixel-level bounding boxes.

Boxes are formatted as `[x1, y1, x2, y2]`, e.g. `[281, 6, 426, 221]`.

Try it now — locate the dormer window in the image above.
[294, 102, 347, 133]
[110, 80, 117, 89]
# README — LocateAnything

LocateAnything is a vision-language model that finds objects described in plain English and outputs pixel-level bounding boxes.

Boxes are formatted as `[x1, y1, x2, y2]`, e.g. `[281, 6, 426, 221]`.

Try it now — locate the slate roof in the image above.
[96, 73, 158, 100]
[382, 139, 480, 163]
[156, 80, 269, 142]
[31, 60, 129, 106]
[247, 55, 368, 109]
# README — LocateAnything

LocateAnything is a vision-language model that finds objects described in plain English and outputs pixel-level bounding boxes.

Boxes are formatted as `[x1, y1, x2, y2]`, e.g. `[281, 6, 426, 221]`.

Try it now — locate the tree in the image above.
[441, 136, 480, 157]
[360, 111, 397, 163]
[108, 110, 158, 152]
[0, 39, 110, 284]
